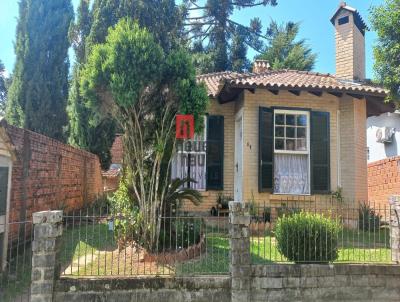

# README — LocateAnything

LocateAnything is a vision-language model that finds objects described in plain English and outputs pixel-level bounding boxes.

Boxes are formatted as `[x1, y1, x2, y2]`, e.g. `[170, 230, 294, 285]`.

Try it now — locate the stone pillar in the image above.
[31, 211, 63, 302]
[389, 196, 400, 264]
[229, 201, 251, 302]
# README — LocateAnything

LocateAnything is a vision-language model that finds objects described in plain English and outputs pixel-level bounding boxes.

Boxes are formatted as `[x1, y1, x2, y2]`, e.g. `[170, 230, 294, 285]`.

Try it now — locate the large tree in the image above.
[256, 21, 317, 71]
[184, 0, 277, 72]
[371, 0, 400, 101]
[68, 0, 185, 168]
[0, 60, 7, 116]
[80, 19, 208, 250]
[6, 0, 73, 141]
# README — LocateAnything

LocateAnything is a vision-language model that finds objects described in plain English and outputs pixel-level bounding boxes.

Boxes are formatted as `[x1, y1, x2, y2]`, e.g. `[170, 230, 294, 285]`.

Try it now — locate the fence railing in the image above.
[0, 219, 33, 302]
[248, 200, 394, 264]
[59, 207, 229, 277]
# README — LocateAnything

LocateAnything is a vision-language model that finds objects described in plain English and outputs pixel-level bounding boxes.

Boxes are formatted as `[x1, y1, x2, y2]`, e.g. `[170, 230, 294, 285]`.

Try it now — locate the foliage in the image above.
[275, 212, 341, 263]
[68, 0, 185, 167]
[257, 21, 317, 71]
[164, 178, 203, 214]
[0, 60, 8, 116]
[80, 19, 208, 251]
[184, 0, 277, 72]
[109, 181, 142, 248]
[359, 203, 381, 232]
[159, 218, 203, 250]
[6, 0, 73, 141]
[370, 0, 400, 101]
[216, 193, 232, 210]
[331, 187, 344, 203]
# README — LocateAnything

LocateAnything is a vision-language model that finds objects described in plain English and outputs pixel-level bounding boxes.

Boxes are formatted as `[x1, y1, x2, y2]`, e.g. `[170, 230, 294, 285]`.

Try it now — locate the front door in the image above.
[234, 111, 243, 201]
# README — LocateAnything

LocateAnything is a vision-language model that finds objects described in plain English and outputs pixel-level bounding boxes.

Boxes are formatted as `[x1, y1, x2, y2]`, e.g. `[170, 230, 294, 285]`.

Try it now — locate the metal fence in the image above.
[0, 219, 33, 302]
[248, 199, 394, 264]
[60, 207, 229, 277]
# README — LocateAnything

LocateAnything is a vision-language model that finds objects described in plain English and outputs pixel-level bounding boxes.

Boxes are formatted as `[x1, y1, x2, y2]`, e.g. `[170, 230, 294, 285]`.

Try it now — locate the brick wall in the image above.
[3, 122, 103, 229]
[368, 156, 400, 207]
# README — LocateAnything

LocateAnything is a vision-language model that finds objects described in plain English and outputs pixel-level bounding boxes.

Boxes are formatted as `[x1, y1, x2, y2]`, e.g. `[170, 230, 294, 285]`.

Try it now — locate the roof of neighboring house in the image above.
[197, 70, 393, 117]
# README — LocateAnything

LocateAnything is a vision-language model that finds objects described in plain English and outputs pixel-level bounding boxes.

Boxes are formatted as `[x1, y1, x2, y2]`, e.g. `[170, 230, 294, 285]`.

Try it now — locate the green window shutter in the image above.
[311, 111, 330, 193]
[259, 107, 274, 192]
[206, 115, 224, 190]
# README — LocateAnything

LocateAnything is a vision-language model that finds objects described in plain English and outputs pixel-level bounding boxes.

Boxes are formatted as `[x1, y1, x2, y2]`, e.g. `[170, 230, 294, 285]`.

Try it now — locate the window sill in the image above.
[270, 193, 312, 201]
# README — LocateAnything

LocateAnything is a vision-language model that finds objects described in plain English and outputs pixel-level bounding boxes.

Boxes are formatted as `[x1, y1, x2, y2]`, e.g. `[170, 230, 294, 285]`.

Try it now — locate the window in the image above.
[273, 110, 310, 195]
[338, 16, 349, 26]
[171, 121, 207, 191]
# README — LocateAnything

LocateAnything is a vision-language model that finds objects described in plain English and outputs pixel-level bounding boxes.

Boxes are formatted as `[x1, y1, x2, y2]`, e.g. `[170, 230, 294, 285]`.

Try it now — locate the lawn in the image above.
[59, 222, 392, 277]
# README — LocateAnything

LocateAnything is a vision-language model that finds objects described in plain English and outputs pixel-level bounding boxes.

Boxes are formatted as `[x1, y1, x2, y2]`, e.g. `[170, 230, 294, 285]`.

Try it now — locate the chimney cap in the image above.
[253, 59, 271, 73]
[330, 2, 369, 33]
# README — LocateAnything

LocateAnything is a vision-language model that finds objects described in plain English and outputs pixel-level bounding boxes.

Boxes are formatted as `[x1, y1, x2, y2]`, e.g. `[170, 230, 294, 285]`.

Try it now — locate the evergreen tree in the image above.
[68, 0, 185, 168]
[6, 0, 73, 141]
[184, 0, 277, 71]
[0, 60, 8, 116]
[257, 21, 317, 71]
[371, 0, 400, 101]
[230, 30, 250, 72]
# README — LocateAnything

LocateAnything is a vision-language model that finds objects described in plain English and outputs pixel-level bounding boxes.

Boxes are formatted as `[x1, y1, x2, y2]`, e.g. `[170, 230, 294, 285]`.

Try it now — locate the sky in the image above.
[0, 0, 384, 78]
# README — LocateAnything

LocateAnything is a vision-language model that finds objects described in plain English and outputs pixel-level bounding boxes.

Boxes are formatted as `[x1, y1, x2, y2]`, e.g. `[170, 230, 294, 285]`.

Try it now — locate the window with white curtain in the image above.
[171, 122, 206, 191]
[273, 110, 310, 194]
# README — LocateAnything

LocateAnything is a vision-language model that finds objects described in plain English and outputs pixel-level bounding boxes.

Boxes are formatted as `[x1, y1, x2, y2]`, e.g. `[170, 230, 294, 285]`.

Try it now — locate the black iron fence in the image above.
[0, 219, 33, 302]
[60, 207, 229, 277]
[248, 199, 394, 264]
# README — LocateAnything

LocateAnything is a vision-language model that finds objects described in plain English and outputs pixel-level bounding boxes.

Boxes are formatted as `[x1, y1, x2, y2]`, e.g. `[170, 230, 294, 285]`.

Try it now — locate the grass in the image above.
[59, 222, 392, 277]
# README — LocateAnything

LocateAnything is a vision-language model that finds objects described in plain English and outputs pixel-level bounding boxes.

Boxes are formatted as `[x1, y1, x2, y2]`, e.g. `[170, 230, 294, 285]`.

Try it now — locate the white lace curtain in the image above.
[171, 152, 206, 190]
[274, 153, 310, 194]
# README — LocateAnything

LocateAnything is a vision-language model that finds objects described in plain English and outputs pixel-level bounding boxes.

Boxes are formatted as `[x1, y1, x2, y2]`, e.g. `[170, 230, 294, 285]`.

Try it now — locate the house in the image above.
[367, 112, 400, 163]
[175, 2, 394, 213]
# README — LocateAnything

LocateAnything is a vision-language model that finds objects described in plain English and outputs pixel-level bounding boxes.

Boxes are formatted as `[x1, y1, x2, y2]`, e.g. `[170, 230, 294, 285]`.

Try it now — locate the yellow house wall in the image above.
[184, 89, 368, 212]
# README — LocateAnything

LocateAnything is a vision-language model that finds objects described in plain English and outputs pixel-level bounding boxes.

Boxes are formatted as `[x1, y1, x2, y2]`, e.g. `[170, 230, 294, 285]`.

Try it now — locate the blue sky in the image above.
[0, 0, 384, 78]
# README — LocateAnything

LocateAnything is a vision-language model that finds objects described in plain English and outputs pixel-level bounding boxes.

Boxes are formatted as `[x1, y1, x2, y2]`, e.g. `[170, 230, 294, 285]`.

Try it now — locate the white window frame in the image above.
[174, 117, 207, 191]
[273, 109, 311, 195]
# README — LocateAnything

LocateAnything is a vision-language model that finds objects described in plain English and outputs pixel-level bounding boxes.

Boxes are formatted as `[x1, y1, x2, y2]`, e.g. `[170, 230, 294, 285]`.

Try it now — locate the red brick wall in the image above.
[4, 123, 103, 227]
[110, 135, 123, 165]
[367, 156, 400, 207]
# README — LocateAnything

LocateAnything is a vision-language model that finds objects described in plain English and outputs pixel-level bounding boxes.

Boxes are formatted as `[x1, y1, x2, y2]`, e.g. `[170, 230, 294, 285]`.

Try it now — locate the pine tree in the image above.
[257, 21, 317, 71]
[68, 0, 185, 168]
[6, 0, 73, 141]
[185, 0, 276, 71]
[0, 60, 8, 115]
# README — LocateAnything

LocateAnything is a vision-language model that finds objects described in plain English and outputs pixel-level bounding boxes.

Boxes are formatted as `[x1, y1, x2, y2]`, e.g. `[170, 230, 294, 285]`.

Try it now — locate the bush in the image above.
[359, 203, 381, 231]
[158, 217, 203, 250]
[109, 181, 142, 247]
[275, 212, 341, 263]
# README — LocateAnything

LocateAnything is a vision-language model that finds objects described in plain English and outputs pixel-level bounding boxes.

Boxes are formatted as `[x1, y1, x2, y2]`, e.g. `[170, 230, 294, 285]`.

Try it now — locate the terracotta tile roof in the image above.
[197, 70, 387, 98]
[196, 71, 242, 97]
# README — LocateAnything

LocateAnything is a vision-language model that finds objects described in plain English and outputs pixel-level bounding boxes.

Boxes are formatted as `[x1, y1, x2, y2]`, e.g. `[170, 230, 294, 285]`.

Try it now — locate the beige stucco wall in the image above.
[185, 89, 368, 212]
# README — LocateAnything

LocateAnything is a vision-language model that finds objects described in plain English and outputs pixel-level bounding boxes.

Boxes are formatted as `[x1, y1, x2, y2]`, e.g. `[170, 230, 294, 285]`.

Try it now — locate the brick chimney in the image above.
[252, 60, 270, 73]
[331, 2, 368, 81]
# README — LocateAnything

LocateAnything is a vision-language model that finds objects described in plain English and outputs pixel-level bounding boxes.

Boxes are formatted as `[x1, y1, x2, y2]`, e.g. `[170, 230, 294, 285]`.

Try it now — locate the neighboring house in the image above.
[175, 3, 393, 213]
[102, 135, 123, 192]
[367, 112, 400, 163]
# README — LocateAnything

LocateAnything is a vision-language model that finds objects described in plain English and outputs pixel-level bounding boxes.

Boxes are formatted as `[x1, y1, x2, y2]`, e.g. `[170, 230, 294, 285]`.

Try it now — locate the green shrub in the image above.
[109, 181, 142, 247]
[359, 203, 381, 231]
[159, 217, 203, 250]
[275, 212, 341, 263]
